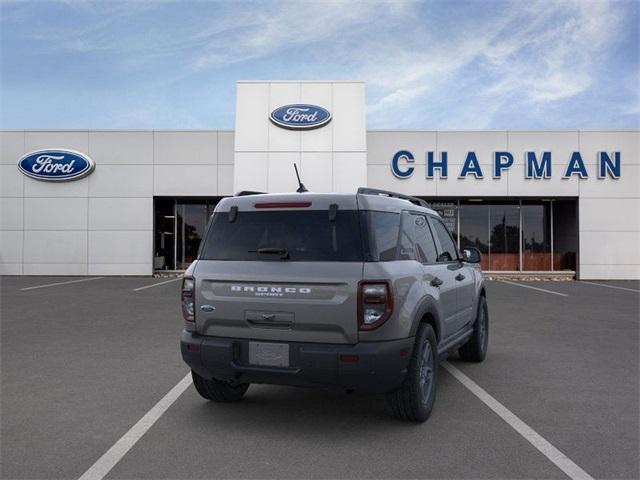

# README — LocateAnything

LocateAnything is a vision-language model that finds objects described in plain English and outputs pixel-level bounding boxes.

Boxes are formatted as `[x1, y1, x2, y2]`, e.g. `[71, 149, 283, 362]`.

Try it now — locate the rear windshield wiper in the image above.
[249, 247, 290, 260]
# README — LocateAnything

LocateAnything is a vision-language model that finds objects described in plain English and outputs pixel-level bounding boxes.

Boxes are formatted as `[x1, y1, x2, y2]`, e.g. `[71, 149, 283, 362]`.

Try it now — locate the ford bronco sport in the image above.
[180, 188, 488, 422]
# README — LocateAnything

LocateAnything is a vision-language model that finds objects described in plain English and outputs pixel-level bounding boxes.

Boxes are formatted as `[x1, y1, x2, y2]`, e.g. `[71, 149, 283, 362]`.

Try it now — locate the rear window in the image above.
[200, 210, 363, 262]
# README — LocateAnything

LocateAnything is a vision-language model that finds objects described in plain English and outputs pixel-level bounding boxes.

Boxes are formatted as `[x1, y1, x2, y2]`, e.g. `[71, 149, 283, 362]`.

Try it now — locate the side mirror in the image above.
[462, 246, 481, 264]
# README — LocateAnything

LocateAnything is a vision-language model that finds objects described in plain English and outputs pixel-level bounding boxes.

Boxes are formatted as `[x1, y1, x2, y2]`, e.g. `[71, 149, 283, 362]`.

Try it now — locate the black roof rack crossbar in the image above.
[235, 190, 266, 197]
[357, 187, 431, 209]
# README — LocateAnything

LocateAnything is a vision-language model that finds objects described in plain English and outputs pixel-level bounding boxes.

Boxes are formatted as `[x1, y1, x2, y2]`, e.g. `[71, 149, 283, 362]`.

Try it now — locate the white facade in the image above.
[234, 81, 366, 193]
[1, 130, 234, 275]
[0, 80, 638, 279]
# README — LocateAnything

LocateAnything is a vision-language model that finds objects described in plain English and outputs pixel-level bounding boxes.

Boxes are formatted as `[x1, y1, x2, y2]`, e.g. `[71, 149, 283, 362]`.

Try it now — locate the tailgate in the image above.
[194, 260, 362, 344]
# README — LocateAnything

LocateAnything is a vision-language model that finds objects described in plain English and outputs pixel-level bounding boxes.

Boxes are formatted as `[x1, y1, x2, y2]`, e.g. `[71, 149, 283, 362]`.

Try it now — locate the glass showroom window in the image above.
[522, 201, 552, 271]
[489, 202, 520, 271]
[154, 198, 220, 270]
[552, 199, 578, 271]
[428, 197, 576, 273]
[459, 201, 490, 270]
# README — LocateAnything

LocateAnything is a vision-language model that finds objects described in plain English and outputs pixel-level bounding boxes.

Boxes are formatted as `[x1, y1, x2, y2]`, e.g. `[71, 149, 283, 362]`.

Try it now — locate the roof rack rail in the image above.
[357, 187, 431, 209]
[235, 190, 266, 197]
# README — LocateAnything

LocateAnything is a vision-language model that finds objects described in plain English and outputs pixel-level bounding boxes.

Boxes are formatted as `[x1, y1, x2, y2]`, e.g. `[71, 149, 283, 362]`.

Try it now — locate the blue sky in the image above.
[1, 0, 638, 129]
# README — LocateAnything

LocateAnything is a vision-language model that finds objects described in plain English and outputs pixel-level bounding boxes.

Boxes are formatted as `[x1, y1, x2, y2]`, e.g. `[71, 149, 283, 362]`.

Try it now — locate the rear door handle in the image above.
[455, 273, 466, 281]
[430, 277, 443, 287]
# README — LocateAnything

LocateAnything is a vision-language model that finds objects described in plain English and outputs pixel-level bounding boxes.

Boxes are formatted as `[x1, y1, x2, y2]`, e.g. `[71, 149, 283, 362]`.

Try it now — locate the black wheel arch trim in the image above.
[410, 296, 442, 342]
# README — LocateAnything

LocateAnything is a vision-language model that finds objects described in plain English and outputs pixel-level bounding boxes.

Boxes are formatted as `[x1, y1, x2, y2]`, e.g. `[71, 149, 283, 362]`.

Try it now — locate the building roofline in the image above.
[367, 129, 640, 133]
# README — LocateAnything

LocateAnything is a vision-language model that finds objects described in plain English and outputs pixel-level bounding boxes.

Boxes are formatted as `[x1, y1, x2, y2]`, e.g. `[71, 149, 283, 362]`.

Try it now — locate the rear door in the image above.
[193, 201, 363, 345]
[410, 213, 458, 336]
[428, 216, 469, 336]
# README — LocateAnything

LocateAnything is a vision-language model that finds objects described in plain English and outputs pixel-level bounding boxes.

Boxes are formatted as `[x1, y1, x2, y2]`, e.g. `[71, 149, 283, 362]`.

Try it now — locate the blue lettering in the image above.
[427, 151, 448, 178]
[459, 152, 484, 178]
[564, 152, 588, 178]
[598, 152, 621, 179]
[391, 150, 415, 178]
[493, 152, 513, 178]
[525, 152, 552, 178]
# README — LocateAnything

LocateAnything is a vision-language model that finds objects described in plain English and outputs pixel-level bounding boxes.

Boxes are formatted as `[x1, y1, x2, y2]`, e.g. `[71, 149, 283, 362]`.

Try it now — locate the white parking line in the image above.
[442, 362, 594, 480]
[499, 280, 568, 297]
[580, 281, 640, 293]
[133, 277, 181, 292]
[77, 372, 193, 480]
[21, 277, 104, 291]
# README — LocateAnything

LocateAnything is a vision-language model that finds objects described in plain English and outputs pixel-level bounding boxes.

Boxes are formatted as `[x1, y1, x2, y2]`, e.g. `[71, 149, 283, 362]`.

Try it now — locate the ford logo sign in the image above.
[17, 149, 95, 182]
[270, 104, 331, 130]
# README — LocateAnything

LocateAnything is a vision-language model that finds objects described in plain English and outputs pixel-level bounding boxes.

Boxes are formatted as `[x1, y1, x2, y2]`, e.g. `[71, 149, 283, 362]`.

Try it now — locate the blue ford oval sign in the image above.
[17, 149, 95, 182]
[270, 104, 331, 130]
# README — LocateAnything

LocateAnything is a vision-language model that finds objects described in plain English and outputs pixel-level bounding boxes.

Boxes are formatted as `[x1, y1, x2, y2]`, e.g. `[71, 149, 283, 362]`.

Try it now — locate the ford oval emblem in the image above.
[17, 149, 95, 182]
[270, 104, 331, 130]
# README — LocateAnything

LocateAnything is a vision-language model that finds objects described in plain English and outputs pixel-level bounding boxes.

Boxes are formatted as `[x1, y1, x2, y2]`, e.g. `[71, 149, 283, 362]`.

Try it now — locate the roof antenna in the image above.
[294, 163, 308, 193]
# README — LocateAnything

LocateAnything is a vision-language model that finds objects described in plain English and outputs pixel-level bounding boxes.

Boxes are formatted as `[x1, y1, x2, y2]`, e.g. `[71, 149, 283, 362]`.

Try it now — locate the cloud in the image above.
[1, 0, 636, 129]
[364, 0, 628, 126]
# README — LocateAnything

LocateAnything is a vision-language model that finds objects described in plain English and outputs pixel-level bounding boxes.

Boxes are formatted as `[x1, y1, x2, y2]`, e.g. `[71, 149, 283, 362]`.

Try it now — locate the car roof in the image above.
[215, 192, 438, 216]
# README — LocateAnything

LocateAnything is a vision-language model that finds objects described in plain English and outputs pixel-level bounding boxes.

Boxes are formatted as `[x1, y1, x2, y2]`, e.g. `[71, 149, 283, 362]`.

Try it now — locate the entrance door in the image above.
[154, 198, 220, 270]
[176, 201, 208, 270]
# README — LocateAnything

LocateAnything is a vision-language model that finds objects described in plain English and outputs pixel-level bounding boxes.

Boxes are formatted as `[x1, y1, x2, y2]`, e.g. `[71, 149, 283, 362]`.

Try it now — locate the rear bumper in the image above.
[181, 330, 414, 394]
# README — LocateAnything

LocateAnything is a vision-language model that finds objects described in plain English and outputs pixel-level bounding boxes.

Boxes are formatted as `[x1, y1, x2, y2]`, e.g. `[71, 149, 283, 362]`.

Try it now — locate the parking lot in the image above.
[1, 276, 638, 480]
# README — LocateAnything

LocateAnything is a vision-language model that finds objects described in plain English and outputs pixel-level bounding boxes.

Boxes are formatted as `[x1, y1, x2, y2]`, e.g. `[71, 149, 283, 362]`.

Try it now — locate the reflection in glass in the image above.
[459, 203, 489, 270]
[522, 202, 551, 271]
[154, 198, 220, 270]
[176, 202, 208, 270]
[154, 198, 175, 270]
[553, 199, 578, 270]
[430, 202, 458, 240]
[489, 203, 520, 270]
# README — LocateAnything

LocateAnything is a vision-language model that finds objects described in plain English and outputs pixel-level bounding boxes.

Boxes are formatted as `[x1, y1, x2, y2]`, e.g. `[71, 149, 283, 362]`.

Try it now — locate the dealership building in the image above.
[1, 80, 638, 279]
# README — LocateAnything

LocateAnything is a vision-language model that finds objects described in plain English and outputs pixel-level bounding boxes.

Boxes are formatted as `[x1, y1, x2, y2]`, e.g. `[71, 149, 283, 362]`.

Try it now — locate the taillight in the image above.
[358, 280, 393, 331]
[181, 277, 195, 322]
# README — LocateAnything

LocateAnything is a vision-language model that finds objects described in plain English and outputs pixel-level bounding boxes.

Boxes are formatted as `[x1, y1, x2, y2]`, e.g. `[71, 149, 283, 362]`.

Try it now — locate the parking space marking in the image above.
[77, 372, 192, 480]
[442, 362, 594, 480]
[499, 280, 568, 297]
[133, 277, 181, 292]
[580, 281, 640, 293]
[20, 277, 104, 291]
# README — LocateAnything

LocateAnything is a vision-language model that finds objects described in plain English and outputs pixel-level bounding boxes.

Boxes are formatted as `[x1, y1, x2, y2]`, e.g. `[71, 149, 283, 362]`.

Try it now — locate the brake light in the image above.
[254, 201, 312, 208]
[181, 277, 195, 322]
[358, 280, 393, 331]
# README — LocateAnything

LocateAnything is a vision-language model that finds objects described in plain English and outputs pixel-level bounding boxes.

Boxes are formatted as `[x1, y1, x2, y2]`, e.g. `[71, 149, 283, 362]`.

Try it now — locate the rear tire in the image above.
[386, 324, 438, 422]
[458, 295, 489, 362]
[191, 370, 249, 402]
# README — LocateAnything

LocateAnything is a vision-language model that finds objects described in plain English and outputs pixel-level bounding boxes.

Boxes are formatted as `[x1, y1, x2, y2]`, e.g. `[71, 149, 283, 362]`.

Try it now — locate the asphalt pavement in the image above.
[1, 276, 638, 479]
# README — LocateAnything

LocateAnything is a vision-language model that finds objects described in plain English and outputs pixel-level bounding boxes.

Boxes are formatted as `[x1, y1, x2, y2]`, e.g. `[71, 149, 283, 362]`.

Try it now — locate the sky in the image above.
[1, 0, 638, 129]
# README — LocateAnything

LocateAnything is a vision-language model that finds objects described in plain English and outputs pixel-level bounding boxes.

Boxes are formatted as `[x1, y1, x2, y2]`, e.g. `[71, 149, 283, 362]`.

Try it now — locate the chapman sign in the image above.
[17, 149, 95, 182]
[270, 104, 331, 130]
[391, 150, 621, 179]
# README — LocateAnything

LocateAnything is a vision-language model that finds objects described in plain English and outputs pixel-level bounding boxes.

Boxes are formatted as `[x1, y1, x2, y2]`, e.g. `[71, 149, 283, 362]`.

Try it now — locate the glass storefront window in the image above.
[154, 198, 175, 271]
[553, 199, 578, 271]
[154, 198, 220, 270]
[176, 202, 208, 270]
[459, 202, 490, 270]
[522, 201, 552, 271]
[489, 203, 520, 270]
[156, 196, 577, 273]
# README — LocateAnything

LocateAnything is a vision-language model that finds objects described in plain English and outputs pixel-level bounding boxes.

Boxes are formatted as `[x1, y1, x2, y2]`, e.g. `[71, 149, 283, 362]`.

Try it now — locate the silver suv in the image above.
[180, 188, 488, 422]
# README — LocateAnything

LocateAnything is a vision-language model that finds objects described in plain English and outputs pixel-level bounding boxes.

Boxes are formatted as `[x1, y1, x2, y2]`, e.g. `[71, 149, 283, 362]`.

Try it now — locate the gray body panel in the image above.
[193, 260, 362, 344]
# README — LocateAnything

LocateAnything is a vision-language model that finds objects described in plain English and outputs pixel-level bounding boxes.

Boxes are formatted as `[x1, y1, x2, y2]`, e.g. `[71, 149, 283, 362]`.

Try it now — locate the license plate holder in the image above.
[248, 342, 290, 367]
